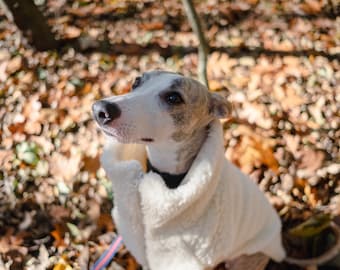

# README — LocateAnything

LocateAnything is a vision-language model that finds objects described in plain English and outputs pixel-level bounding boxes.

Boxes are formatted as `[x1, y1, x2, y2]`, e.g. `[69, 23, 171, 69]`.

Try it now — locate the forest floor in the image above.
[0, 0, 339, 269]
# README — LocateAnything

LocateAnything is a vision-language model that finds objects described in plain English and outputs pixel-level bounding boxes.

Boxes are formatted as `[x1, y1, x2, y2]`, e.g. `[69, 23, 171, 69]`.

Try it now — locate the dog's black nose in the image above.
[92, 100, 121, 125]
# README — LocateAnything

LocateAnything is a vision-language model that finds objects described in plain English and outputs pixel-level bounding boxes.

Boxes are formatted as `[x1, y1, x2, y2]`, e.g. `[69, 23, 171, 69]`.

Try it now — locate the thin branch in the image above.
[285, 222, 340, 266]
[181, 0, 209, 88]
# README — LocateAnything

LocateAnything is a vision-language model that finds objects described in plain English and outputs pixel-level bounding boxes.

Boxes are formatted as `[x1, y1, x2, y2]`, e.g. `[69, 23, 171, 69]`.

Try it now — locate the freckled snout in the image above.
[92, 100, 121, 126]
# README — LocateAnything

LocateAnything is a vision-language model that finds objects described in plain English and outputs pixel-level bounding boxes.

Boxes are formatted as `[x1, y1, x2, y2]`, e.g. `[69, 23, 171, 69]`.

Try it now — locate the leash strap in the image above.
[91, 235, 123, 270]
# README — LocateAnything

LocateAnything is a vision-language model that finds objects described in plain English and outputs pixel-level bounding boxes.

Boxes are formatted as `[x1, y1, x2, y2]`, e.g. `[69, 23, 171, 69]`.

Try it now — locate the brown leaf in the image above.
[140, 22, 164, 31]
[87, 199, 101, 221]
[298, 149, 325, 178]
[80, 82, 92, 95]
[301, 0, 323, 14]
[53, 262, 72, 270]
[51, 224, 66, 248]
[8, 122, 25, 134]
[66, 4, 95, 17]
[274, 86, 305, 110]
[24, 121, 42, 135]
[304, 184, 319, 207]
[239, 102, 273, 129]
[64, 26, 82, 39]
[97, 214, 115, 232]
[82, 154, 100, 175]
[49, 205, 71, 223]
[0, 228, 28, 255]
[0, 61, 8, 82]
[49, 151, 81, 182]
[6, 55, 22, 75]
[230, 127, 279, 174]
[283, 134, 300, 158]
[0, 149, 13, 171]
[208, 80, 223, 91]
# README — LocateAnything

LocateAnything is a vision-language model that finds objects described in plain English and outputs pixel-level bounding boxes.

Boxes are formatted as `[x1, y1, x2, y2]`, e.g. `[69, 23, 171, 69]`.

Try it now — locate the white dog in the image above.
[92, 71, 286, 270]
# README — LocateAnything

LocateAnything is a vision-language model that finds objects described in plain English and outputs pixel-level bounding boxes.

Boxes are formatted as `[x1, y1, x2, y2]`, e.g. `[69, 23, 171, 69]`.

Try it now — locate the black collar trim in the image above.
[146, 159, 187, 189]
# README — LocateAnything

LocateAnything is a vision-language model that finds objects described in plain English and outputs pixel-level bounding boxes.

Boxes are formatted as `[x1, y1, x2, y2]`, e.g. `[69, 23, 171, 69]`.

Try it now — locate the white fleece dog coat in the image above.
[101, 120, 286, 270]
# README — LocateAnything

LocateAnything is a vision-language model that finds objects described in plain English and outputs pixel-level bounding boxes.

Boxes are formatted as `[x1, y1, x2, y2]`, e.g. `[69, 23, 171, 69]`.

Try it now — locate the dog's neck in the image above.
[146, 125, 208, 176]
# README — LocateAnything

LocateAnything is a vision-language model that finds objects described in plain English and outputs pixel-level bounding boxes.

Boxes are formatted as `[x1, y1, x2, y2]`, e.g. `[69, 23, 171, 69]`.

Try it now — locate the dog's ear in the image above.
[209, 92, 232, 119]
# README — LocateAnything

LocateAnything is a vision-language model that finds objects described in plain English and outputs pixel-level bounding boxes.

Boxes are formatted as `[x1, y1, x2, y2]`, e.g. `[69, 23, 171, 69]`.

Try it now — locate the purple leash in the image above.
[91, 235, 123, 270]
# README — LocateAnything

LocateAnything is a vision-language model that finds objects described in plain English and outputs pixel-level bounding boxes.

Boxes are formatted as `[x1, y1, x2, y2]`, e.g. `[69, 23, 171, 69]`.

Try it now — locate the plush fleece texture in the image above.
[101, 120, 286, 270]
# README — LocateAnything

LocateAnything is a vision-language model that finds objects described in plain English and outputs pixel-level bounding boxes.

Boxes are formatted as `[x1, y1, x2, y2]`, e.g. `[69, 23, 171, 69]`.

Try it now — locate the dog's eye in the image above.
[132, 76, 142, 90]
[164, 91, 184, 105]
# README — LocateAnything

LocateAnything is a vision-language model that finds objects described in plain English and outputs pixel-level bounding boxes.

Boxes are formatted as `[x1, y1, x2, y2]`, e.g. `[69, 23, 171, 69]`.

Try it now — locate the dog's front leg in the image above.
[101, 142, 148, 267]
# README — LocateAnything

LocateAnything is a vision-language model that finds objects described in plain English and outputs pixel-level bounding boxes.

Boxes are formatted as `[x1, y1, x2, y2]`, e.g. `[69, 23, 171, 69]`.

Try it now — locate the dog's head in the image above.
[92, 71, 231, 144]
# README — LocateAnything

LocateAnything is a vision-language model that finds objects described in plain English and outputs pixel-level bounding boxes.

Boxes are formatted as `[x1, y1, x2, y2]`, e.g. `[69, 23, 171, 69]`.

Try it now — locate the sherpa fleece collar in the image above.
[138, 119, 224, 227]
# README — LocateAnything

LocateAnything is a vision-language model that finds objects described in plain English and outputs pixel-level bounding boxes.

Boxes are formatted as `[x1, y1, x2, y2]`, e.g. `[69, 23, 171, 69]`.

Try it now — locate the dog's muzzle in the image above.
[92, 100, 121, 125]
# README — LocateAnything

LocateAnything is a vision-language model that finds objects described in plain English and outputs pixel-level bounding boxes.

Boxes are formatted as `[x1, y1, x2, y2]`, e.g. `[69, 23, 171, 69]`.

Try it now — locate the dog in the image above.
[92, 71, 286, 270]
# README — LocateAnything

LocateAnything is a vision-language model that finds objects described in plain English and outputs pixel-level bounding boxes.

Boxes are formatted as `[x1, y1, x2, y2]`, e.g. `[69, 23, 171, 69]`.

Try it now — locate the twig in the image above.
[285, 222, 340, 266]
[181, 0, 209, 88]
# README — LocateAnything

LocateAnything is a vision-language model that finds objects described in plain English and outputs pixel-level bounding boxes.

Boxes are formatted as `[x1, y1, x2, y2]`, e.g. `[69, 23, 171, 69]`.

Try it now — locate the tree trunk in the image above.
[1, 0, 58, 51]
[181, 0, 209, 88]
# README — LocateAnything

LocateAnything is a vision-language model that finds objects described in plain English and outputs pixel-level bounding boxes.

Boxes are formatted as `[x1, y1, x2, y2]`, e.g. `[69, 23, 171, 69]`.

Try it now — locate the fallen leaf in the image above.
[0, 150, 13, 170]
[289, 213, 331, 238]
[53, 262, 72, 270]
[0, 228, 28, 255]
[49, 151, 81, 182]
[274, 86, 306, 110]
[49, 205, 71, 223]
[301, 0, 323, 14]
[6, 55, 22, 75]
[64, 26, 82, 39]
[82, 154, 100, 175]
[51, 224, 66, 248]
[230, 127, 279, 174]
[297, 149, 325, 178]
[283, 134, 300, 158]
[0, 61, 8, 82]
[97, 214, 115, 232]
[140, 21, 164, 31]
